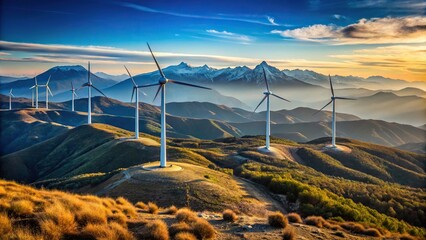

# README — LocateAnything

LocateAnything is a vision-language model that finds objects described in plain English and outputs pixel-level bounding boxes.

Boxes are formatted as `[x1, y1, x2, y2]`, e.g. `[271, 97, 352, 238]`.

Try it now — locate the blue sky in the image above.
[0, 0, 425, 81]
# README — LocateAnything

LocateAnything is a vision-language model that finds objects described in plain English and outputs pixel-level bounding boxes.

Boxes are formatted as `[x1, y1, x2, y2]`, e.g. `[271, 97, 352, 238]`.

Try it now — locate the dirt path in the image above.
[235, 177, 286, 214]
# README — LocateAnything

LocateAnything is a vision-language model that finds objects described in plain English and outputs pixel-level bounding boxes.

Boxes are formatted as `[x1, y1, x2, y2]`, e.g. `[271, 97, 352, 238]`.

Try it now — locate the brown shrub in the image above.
[286, 213, 302, 223]
[362, 228, 382, 237]
[135, 201, 148, 210]
[304, 216, 327, 228]
[222, 209, 238, 222]
[10, 200, 34, 216]
[148, 202, 159, 214]
[0, 212, 12, 235]
[164, 205, 178, 215]
[191, 218, 216, 239]
[339, 222, 365, 234]
[169, 222, 192, 237]
[138, 220, 169, 240]
[176, 208, 198, 223]
[11, 228, 43, 240]
[268, 212, 288, 228]
[174, 232, 197, 240]
[282, 226, 296, 240]
[333, 231, 345, 237]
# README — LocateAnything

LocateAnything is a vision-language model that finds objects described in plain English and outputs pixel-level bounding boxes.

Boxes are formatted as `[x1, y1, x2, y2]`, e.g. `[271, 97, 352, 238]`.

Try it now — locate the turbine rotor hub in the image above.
[264, 91, 272, 95]
[159, 78, 168, 84]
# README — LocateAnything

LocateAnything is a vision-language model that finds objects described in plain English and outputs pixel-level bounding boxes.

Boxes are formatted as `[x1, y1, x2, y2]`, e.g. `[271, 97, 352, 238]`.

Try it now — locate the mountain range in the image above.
[1, 62, 425, 125]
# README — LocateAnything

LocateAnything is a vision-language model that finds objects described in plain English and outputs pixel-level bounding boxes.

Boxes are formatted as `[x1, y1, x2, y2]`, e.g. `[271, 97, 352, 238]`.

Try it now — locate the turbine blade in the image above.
[262, 67, 270, 92]
[46, 75, 51, 86]
[271, 93, 290, 102]
[334, 97, 356, 100]
[35, 77, 38, 85]
[138, 83, 160, 88]
[168, 79, 211, 90]
[47, 86, 53, 96]
[153, 85, 162, 102]
[146, 42, 166, 79]
[313, 100, 333, 115]
[329, 75, 334, 97]
[131, 87, 136, 102]
[71, 81, 74, 90]
[88, 61, 91, 84]
[74, 91, 78, 97]
[29, 86, 35, 89]
[11, 93, 15, 97]
[91, 85, 106, 97]
[124, 65, 137, 87]
[253, 95, 267, 112]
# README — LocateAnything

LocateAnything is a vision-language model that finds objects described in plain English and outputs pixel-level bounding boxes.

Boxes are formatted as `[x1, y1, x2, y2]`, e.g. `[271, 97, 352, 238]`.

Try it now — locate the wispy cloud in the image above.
[205, 30, 253, 44]
[271, 16, 426, 44]
[118, 2, 284, 26]
[332, 14, 346, 20]
[266, 16, 278, 26]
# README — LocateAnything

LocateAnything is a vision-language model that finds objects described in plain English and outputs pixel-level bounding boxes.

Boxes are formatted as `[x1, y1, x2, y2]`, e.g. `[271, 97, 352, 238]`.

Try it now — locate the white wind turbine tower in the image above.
[124, 65, 147, 139]
[70, 81, 78, 111]
[315, 75, 355, 147]
[254, 67, 290, 150]
[40, 75, 53, 109]
[31, 88, 34, 107]
[144, 43, 211, 167]
[8, 89, 15, 110]
[29, 77, 40, 109]
[80, 62, 107, 124]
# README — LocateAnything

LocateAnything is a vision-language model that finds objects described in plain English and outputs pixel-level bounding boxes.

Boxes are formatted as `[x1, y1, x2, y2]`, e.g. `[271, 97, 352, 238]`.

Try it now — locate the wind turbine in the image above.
[29, 77, 40, 109]
[254, 66, 290, 150]
[31, 88, 34, 107]
[8, 89, 15, 110]
[315, 75, 355, 147]
[124, 65, 147, 139]
[40, 75, 53, 109]
[80, 62, 107, 124]
[144, 43, 211, 167]
[70, 81, 78, 111]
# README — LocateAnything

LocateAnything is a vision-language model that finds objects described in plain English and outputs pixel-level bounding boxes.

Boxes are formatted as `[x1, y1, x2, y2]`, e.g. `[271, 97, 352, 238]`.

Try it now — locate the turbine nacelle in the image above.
[263, 91, 272, 95]
[159, 78, 168, 85]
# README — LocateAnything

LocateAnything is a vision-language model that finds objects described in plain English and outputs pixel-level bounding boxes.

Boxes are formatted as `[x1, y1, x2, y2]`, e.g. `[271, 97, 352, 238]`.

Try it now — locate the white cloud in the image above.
[272, 24, 339, 42]
[205, 30, 253, 44]
[267, 16, 278, 26]
[333, 14, 346, 20]
[271, 16, 426, 44]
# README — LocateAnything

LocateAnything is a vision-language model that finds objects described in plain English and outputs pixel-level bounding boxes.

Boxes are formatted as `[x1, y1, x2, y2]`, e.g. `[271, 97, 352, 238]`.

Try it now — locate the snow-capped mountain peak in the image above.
[51, 65, 86, 72]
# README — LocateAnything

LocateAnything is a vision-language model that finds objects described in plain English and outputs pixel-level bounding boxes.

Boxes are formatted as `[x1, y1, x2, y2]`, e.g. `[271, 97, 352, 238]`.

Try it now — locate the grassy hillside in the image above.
[232, 119, 425, 146]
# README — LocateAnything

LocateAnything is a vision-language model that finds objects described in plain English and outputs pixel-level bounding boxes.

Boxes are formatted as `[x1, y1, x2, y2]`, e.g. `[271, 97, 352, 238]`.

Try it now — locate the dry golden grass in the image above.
[138, 219, 169, 240]
[0, 212, 12, 235]
[191, 218, 216, 239]
[222, 209, 238, 222]
[363, 228, 382, 237]
[164, 205, 178, 215]
[10, 200, 34, 216]
[286, 213, 302, 223]
[148, 201, 159, 214]
[169, 222, 193, 237]
[135, 201, 148, 210]
[176, 208, 198, 223]
[0, 179, 136, 240]
[282, 226, 296, 240]
[268, 211, 288, 228]
[174, 231, 197, 240]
